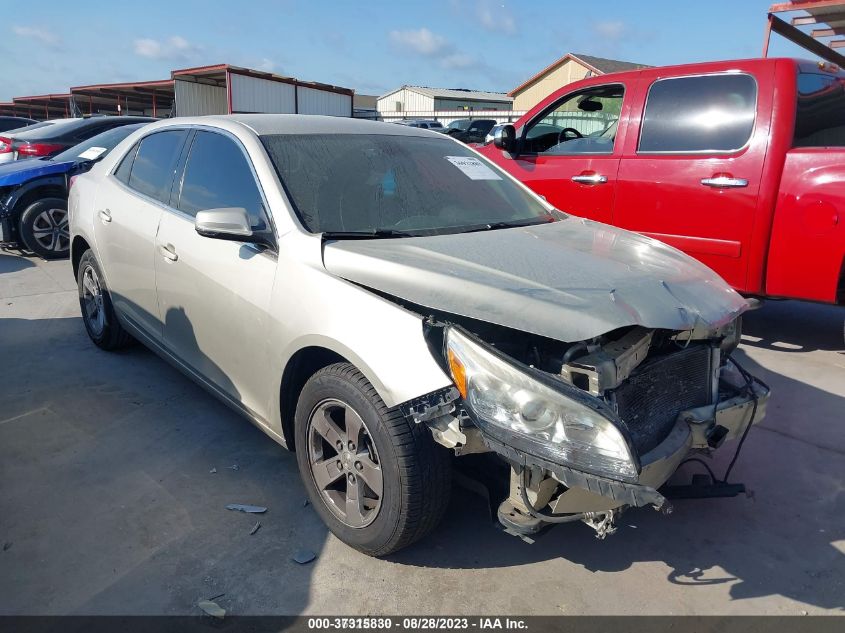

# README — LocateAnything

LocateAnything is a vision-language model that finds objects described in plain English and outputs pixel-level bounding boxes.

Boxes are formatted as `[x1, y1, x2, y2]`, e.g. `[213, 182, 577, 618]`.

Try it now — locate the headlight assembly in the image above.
[445, 327, 639, 483]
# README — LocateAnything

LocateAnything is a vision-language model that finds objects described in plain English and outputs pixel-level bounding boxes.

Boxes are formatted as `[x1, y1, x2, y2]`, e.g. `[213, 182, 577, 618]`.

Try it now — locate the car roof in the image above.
[155, 114, 441, 138]
[12, 116, 155, 141]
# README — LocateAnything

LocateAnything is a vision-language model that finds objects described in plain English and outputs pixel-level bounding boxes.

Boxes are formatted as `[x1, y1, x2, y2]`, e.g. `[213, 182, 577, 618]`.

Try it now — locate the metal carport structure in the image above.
[764, 0, 845, 65]
[0, 94, 73, 120]
[171, 64, 354, 117]
[69, 79, 175, 118]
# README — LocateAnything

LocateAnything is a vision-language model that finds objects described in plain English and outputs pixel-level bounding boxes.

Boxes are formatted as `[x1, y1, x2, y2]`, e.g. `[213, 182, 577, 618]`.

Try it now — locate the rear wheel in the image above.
[295, 363, 451, 556]
[19, 198, 70, 259]
[77, 249, 133, 350]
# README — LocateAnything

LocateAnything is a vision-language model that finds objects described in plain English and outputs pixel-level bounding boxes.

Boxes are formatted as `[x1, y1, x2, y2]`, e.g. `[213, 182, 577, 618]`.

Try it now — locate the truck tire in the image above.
[19, 198, 70, 259]
[295, 362, 451, 556]
[77, 249, 133, 350]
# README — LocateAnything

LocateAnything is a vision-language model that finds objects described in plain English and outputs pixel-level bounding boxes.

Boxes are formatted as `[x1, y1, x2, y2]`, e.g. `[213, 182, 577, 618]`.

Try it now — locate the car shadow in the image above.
[741, 299, 844, 353]
[0, 252, 36, 273]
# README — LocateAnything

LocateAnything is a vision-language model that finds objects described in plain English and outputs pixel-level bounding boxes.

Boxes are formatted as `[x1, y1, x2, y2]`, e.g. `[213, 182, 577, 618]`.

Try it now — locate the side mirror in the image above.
[195, 207, 272, 247]
[492, 124, 517, 153]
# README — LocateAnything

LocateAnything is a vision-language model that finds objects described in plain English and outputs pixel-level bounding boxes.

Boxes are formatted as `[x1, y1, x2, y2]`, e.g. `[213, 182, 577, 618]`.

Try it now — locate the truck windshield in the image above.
[262, 133, 555, 236]
[794, 72, 845, 147]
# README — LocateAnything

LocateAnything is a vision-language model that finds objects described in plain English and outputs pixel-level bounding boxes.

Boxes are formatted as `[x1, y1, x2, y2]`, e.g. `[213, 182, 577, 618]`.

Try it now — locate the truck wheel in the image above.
[295, 363, 451, 556]
[77, 249, 133, 350]
[19, 198, 70, 259]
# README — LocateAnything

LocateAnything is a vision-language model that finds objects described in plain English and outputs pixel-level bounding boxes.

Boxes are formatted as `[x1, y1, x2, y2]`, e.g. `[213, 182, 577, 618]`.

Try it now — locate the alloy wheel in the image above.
[307, 398, 383, 528]
[31, 208, 69, 253]
[81, 265, 105, 336]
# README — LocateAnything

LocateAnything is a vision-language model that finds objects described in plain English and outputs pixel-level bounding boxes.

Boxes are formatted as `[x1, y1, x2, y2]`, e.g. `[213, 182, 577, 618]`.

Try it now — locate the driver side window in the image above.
[522, 84, 624, 155]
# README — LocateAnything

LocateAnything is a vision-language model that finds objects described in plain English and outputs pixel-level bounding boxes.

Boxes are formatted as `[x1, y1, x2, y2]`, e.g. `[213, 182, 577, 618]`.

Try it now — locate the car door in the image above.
[154, 129, 277, 417]
[495, 81, 630, 223]
[93, 129, 188, 339]
[613, 66, 770, 292]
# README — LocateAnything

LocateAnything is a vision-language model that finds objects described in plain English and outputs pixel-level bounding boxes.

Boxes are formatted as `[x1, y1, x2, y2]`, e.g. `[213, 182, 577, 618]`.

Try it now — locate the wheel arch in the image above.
[8, 179, 66, 218]
[71, 235, 91, 279]
[279, 345, 349, 450]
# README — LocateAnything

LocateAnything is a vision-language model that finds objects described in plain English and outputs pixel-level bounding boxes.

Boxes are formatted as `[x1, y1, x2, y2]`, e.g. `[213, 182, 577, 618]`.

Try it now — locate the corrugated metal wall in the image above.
[512, 59, 591, 111]
[376, 88, 433, 113]
[174, 80, 227, 116]
[230, 73, 296, 113]
[297, 86, 351, 116]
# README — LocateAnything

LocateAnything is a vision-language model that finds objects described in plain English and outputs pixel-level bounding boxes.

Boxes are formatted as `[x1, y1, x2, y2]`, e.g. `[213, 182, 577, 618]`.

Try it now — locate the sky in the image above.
[0, 0, 821, 101]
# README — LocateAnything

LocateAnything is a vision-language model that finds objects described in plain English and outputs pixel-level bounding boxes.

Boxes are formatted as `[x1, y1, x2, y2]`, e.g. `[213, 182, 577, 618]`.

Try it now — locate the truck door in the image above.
[613, 65, 772, 292]
[493, 80, 632, 224]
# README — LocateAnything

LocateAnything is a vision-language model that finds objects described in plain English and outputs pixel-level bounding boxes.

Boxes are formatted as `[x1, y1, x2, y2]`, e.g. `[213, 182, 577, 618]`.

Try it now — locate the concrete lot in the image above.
[1, 251, 843, 616]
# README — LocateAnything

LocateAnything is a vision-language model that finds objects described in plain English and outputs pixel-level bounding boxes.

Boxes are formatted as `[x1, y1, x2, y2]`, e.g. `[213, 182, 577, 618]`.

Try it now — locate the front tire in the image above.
[19, 198, 70, 259]
[77, 249, 133, 350]
[295, 363, 451, 556]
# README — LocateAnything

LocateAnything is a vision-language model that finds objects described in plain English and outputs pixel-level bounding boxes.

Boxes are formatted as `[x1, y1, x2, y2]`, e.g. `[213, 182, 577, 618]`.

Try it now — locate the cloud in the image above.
[388, 27, 482, 71]
[257, 58, 276, 72]
[389, 28, 447, 57]
[133, 35, 200, 61]
[592, 20, 627, 41]
[478, 2, 516, 35]
[12, 25, 61, 47]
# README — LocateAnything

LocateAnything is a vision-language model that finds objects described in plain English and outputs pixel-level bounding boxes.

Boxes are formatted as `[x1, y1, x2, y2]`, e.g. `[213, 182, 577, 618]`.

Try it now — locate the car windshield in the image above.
[262, 133, 556, 236]
[51, 124, 144, 163]
[447, 120, 472, 131]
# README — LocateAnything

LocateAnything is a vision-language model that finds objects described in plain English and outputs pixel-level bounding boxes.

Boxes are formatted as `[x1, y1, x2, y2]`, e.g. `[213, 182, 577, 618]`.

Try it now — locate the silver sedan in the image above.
[68, 115, 768, 555]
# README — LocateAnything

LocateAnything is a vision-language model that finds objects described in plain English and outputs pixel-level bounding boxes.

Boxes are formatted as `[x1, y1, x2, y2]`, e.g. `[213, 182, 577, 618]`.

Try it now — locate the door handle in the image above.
[98, 209, 112, 223]
[158, 243, 178, 262]
[700, 176, 748, 189]
[571, 173, 608, 185]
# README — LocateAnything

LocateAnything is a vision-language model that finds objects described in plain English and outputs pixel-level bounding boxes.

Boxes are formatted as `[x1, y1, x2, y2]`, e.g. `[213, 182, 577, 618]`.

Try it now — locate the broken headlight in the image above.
[445, 327, 639, 483]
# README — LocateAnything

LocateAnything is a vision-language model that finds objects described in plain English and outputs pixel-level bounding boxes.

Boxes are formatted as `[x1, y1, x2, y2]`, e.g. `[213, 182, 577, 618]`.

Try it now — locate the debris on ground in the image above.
[226, 504, 267, 514]
[292, 548, 317, 564]
[302, 499, 309, 507]
[209, 468, 217, 474]
[197, 599, 226, 619]
[228, 464, 239, 471]
[249, 521, 261, 535]
[2, 542, 11, 552]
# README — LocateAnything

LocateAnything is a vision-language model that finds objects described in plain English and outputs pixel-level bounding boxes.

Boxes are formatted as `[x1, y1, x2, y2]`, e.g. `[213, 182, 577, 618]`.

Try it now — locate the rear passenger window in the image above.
[128, 131, 185, 204]
[114, 143, 138, 185]
[794, 72, 845, 147]
[639, 74, 757, 153]
[177, 131, 264, 222]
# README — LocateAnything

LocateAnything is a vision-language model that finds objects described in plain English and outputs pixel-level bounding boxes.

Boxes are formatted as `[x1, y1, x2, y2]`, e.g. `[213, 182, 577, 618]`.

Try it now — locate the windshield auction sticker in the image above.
[77, 147, 107, 160]
[445, 156, 502, 181]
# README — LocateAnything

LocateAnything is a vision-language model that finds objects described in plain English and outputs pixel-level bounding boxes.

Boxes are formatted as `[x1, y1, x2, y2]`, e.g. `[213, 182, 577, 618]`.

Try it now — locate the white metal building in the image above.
[377, 85, 512, 115]
[172, 64, 354, 117]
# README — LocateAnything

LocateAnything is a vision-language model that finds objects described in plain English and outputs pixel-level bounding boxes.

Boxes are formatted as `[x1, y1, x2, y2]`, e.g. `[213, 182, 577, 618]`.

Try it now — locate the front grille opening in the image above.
[611, 344, 712, 455]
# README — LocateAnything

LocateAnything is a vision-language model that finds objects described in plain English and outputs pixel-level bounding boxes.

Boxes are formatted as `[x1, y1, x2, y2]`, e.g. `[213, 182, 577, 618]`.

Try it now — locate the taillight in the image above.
[0, 137, 11, 154]
[16, 142, 65, 158]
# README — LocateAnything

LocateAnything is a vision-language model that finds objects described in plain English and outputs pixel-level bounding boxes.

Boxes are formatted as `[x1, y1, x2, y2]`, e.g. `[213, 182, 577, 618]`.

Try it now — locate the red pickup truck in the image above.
[478, 57, 845, 305]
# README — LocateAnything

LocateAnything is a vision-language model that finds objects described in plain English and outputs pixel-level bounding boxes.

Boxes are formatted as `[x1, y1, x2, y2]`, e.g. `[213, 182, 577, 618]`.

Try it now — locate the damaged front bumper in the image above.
[467, 360, 769, 534]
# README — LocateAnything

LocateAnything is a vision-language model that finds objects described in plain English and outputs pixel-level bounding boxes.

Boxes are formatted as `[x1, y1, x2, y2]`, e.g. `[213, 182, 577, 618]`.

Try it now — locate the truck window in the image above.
[638, 74, 757, 153]
[794, 72, 845, 147]
[522, 84, 623, 155]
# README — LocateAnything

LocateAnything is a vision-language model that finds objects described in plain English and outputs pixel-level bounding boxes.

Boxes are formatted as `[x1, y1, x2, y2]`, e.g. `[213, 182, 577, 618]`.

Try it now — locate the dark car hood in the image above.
[322, 217, 749, 342]
[0, 158, 76, 187]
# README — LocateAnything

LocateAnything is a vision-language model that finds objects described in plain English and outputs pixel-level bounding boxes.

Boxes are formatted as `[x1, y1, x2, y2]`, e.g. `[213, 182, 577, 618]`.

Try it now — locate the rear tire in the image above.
[19, 198, 70, 259]
[77, 249, 133, 350]
[294, 363, 451, 556]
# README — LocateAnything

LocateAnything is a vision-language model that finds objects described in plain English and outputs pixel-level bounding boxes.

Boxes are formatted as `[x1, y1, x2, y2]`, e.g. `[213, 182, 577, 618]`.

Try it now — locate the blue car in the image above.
[0, 123, 148, 259]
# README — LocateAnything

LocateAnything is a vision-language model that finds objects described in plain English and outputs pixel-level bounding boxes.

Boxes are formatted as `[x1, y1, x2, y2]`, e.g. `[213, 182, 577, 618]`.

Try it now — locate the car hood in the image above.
[0, 158, 76, 187]
[322, 217, 749, 342]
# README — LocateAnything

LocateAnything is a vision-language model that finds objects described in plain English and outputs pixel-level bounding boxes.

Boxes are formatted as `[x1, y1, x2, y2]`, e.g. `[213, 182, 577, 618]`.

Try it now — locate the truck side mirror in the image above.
[492, 124, 517, 153]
